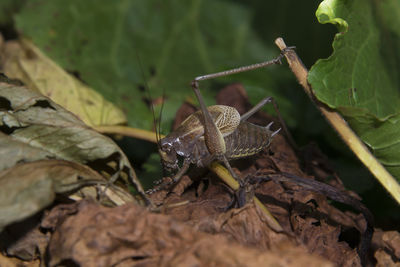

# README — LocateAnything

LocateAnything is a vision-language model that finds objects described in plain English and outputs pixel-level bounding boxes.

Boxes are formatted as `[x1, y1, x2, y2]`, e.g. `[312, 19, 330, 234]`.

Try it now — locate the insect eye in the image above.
[161, 143, 172, 152]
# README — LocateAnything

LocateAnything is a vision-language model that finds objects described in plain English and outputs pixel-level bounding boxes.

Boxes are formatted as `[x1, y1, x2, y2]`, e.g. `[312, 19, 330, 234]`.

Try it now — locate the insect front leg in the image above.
[146, 158, 191, 194]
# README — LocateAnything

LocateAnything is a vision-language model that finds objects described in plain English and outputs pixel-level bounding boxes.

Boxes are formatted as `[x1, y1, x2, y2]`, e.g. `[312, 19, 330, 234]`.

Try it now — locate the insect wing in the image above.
[176, 105, 240, 140]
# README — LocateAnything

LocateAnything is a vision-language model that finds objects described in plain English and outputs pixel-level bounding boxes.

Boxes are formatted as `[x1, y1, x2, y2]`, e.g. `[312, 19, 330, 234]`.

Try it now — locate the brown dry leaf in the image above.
[375, 249, 400, 267]
[381, 231, 400, 259]
[0, 159, 106, 231]
[0, 38, 126, 127]
[192, 202, 292, 249]
[0, 253, 40, 267]
[0, 132, 54, 172]
[0, 83, 145, 203]
[157, 179, 291, 249]
[372, 229, 400, 263]
[46, 200, 333, 267]
[0, 213, 48, 261]
[289, 192, 361, 266]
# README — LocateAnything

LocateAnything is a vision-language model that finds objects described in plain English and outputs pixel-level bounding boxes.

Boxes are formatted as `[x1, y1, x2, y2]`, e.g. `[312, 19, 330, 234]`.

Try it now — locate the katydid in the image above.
[149, 49, 294, 204]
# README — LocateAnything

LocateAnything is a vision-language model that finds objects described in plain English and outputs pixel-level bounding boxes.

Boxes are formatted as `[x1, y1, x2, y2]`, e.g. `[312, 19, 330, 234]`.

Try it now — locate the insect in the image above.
[147, 48, 294, 201]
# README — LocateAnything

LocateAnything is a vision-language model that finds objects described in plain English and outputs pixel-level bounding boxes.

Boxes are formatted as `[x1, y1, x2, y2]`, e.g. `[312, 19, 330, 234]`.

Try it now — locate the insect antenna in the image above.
[135, 53, 170, 185]
[135, 53, 162, 147]
[157, 89, 170, 178]
[157, 88, 166, 144]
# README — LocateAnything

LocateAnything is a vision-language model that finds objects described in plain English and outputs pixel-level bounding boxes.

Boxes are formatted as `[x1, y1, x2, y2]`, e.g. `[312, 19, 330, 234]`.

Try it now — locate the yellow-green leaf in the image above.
[1, 39, 126, 127]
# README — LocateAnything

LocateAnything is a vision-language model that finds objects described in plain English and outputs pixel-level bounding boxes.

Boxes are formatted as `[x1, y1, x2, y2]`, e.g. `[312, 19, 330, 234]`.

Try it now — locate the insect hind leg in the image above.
[241, 96, 297, 150]
[240, 96, 273, 122]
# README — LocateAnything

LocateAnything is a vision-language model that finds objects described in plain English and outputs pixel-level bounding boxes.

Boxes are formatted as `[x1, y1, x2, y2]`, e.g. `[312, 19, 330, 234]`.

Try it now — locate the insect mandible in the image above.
[150, 48, 294, 200]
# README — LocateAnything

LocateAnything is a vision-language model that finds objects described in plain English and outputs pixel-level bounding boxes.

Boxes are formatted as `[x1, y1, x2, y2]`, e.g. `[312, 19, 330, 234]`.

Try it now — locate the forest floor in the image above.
[1, 84, 399, 267]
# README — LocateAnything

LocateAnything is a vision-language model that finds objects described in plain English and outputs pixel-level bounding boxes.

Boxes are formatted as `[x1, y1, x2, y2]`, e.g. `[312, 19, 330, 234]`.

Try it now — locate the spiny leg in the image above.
[240, 96, 297, 150]
[191, 52, 291, 206]
[191, 51, 288, 176]
[192, 81, 241, 184]
[194, 53, 285, 82]
[240, 97, 273, 122]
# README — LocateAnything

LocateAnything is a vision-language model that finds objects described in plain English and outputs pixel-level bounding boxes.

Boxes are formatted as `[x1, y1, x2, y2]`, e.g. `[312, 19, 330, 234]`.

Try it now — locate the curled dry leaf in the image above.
[0, 253, 40, 267]
[374, 249, 400, 267]
[0, 83, 124, 168]
[0, 213, 48, 261]
[0, 82, 144, 198]
[372, 229, 400, 262]
[46, 200, 333, 267]
[0, 159, 105, 231]
[381, 231, 400, 259]
[0, 131, 54, 172]
[0, 83, 144, 230]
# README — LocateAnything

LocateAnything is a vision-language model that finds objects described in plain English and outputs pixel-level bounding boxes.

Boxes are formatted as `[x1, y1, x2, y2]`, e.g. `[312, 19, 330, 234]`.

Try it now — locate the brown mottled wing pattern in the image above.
[210, 105, 240, 137]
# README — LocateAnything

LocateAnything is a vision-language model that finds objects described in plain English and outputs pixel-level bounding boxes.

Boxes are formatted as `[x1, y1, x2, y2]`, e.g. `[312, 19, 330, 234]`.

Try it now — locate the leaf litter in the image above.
[0, 82, 146, 205]
[0, 81, 148, 248]
[1, 83, 399, 266]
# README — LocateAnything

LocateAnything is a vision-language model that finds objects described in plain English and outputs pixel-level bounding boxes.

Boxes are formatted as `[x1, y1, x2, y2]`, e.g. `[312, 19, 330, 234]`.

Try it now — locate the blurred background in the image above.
[0, 0, 398, 228]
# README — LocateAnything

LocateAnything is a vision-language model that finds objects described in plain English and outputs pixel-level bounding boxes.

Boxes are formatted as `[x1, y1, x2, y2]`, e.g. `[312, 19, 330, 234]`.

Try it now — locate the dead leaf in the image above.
[0, 160, 106, 230]
[375, 249, 400, 267]
[0, 83, 146, 204]
[382, 231, 400, 259]
[46, 200, 333, 267]
[0, 213, 48, 261]
[0, 132, 53, 172]
[373, 229, 400, 263]
[0, 253, 40, 267]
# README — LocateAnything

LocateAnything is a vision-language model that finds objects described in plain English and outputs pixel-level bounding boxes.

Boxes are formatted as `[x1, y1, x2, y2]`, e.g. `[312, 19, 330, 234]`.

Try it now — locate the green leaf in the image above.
[14, 0, 292, 132]
[308, 0, 400, 181]
[0, 0, 24, 25]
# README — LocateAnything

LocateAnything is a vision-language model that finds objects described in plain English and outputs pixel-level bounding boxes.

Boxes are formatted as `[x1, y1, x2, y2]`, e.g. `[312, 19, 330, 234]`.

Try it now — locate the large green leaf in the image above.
[308, 0, 400, 181]
[14, 0, 303, 132]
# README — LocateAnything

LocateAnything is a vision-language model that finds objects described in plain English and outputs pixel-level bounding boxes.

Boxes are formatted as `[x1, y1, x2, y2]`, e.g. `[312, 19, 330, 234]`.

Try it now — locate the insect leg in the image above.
[192, 80, 227, 157]
[194, 54, 284, 82]
[189, 51, 295, 204]
[240, 96, 274, 122]
[222, 155, 244, 186]
[241, 96, 297, 150]
[146, 158, 191, 194]
[171, 158, 191, 183]
[192, 81, 244, 186]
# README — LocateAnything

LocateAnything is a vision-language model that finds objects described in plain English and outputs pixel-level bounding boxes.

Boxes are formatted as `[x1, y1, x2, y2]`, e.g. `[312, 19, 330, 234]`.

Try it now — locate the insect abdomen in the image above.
[224, 121, 274, 159]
